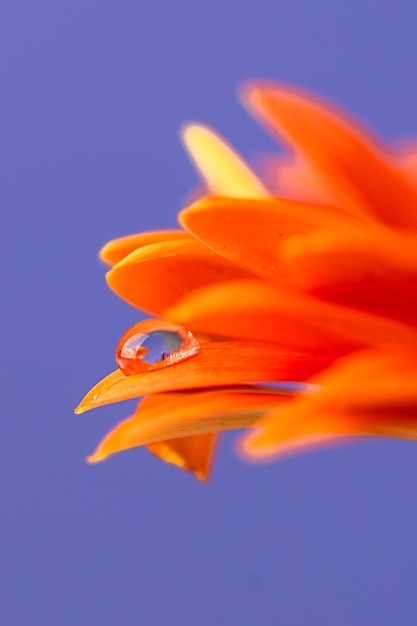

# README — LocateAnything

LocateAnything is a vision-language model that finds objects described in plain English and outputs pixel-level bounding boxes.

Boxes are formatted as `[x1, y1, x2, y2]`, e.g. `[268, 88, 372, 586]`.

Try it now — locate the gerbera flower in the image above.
[76, 82, 417, 480]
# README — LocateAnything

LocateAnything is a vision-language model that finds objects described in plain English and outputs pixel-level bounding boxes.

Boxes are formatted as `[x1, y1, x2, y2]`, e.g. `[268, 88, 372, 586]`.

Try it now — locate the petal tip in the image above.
[238, 80, 273, 109]
[98, 242, 114, 266]
[74, 398, 92, 415]
[180, 122, 210, 144]
[86, 451, 105, 464]
[195, 471, 210, 482]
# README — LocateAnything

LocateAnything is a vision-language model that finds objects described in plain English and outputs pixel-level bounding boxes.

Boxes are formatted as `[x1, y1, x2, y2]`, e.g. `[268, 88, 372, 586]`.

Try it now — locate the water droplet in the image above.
[116, 319, 200, 375]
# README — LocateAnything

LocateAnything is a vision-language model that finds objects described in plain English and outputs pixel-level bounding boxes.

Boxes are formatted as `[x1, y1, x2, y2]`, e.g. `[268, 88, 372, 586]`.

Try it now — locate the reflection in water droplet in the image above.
[116, 319, 200, 375]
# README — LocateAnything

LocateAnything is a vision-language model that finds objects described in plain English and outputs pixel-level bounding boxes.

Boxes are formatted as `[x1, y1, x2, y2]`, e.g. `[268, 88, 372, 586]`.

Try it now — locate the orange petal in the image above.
[241, 424, 356, 462]
[147, 434, 217, 481]
[261, 154, 351, 208]
[99, 230, 190, 266]
[241, 412, 360, 462]
[242, 82, 417, 228]
[284, 228, 417, 328]
[392, 141, 417, 191]
[166, 279, 417, 350]
[181, 124, 267, 197]
[242, 349, 417, 460]
[106, 238, 253, 315]
[87, 387, 287, 466]
[179, 196, 365, 284]
[75, 340, 330, 413]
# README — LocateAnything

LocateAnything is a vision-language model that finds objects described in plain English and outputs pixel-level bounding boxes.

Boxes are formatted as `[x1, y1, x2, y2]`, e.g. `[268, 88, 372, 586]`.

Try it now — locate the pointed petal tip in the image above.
[148, 440, 212, 481]
[238, 79, 260, 104]
[180, 122, 267, 197]
[86, 445, 210, 478]
[186, 464, 211, 482]
[98, 242, 114, 266]
[239, 79, 313, 103]
[195, 471, 210, 482]
[238, 79, 284, 108]
[180, 122, 212, 144]
[180, 123, 223, 167]
[75, 375, 120, 414]
[74, 402, 89, 415]
[86, 452, 105, 464]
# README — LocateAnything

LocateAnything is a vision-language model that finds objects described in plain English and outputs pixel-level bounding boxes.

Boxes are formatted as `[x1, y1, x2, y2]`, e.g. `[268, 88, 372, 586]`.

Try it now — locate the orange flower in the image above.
[76, 82, 417, 480]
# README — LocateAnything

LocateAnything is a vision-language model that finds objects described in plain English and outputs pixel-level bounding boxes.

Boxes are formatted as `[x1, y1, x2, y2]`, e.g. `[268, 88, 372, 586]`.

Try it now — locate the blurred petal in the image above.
[179, 196, 365, 283]
[147, 434, 217, 481]
[79, 81, 417, 477]
[166, 279, 417, 350]
[106, 238, 253, 315]
[261, 155, 343, 206]
[181, 124, 267, 197]
[76, 340, 330, 413]
[242, 82, 417, 228]
[284, 228, 417, 328]
[242, 349, 417, 460]
[88, 387, 286, 465]
[99, 230, 190, 266]
[241, 410, 360, 462]
[392, 141, 417, 191]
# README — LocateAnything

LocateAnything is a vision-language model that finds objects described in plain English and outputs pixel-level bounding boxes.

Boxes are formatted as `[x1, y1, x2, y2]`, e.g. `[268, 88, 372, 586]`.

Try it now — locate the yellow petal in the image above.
[181, 124, 267, 197]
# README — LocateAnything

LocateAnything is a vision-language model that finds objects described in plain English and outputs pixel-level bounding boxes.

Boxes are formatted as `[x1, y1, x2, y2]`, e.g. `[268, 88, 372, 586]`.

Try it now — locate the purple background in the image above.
[2, 1, 417, 624]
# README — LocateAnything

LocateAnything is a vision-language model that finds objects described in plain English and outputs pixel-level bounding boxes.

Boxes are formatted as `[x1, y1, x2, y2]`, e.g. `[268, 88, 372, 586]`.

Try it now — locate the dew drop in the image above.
[116, 319, 200, 375]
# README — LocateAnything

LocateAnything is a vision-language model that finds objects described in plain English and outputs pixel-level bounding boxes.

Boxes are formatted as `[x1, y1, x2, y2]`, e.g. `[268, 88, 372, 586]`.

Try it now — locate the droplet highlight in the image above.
[116, 319, 200, 375]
